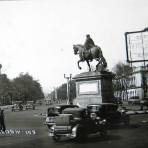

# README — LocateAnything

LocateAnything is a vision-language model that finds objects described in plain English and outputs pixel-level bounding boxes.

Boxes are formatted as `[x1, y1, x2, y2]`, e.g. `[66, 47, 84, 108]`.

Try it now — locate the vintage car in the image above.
[35, 100, 43, 105]
[49, 107, 107, 142]
[11, 101, 23, 112]
[25, 101, 35, 110]
[45, 104, 79, 129]
[87, 103, 129, 126]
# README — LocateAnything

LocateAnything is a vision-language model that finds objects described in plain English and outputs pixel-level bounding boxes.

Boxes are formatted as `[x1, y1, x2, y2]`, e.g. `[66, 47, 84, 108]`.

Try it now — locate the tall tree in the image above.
[112, 62, 133, 77]
[0, 74, 12, 105]
[49, 80, 76, 103]
[112, 62, 133, 100]
[12, 73, 44, 102]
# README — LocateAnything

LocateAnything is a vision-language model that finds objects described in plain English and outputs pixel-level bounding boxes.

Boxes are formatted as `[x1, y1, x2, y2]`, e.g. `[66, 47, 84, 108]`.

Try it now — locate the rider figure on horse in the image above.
[73, 35, 107, 71]
[84, 34, 95, 50]
[83, 34, 95, 59]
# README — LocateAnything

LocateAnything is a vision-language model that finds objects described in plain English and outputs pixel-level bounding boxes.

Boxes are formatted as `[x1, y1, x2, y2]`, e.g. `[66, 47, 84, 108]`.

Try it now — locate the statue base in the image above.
[73, 70, 114, 108]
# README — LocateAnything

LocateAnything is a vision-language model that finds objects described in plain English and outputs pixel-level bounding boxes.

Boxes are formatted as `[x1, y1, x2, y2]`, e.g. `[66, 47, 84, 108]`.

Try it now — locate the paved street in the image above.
[0, 105, 148, 148]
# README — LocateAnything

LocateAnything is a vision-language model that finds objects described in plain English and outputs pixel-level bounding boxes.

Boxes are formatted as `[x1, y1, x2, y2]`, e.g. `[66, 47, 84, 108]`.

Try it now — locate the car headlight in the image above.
[120, 109, 125, 112]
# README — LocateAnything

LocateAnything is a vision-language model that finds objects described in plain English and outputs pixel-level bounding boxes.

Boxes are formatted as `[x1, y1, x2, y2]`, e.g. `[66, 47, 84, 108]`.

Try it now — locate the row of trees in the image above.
[50, 80, 76, 102]
[0, 62, 132, 105]
[0, 73, 44, 105]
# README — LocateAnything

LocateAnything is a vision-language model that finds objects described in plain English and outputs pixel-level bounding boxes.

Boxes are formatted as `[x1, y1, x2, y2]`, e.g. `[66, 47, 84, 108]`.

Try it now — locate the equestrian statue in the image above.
[73, 34, 107, 71]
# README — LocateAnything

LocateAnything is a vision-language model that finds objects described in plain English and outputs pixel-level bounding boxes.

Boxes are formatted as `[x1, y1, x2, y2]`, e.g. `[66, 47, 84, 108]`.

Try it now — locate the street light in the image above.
[64, 74, 72, 104]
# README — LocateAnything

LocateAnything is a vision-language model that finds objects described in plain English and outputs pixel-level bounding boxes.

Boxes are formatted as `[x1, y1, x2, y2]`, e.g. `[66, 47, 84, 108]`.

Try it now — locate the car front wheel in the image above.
[123, 115, 130, 126]
[100, 127, 107, 137]
[52, 134, 61, 142]
[76, 126, 87, 141]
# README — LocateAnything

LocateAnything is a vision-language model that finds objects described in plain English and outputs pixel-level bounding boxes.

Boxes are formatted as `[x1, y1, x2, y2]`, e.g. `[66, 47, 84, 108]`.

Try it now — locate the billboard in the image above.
[125, 28, 148, 63]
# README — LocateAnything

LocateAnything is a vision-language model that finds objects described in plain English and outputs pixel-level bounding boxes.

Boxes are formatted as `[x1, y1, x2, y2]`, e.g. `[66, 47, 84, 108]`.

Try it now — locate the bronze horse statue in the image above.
[73, 44, 107, 71]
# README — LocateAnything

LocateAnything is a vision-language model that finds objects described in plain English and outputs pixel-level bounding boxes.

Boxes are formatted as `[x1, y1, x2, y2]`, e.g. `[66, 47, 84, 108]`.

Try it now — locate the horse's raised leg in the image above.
[95, 56, 107, 71]
[95, 58, 101, 71]
[77, 60, 82, 69]
[86, 60, 91, 71]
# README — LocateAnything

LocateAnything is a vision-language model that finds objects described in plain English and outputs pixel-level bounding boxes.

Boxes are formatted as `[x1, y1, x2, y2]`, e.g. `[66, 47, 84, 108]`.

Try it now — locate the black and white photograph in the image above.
[0, 0, 148, 148]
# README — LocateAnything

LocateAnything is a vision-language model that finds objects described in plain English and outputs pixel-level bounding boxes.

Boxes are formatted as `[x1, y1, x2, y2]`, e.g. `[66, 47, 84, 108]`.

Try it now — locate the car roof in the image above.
[87, 103, 117, 106]
[56, 104, 78, 108]
[63, 107, 85, 112]
[27, 101, 34, 103]
[47, 104, 78, 110]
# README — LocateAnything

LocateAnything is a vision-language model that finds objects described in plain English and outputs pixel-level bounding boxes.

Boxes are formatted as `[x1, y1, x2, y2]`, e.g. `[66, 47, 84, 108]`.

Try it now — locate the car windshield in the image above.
[88, 104, 118, 113]
[54, 105, 79, 114]
[101, 105, 118, 113]
[88, 106, 100, 112]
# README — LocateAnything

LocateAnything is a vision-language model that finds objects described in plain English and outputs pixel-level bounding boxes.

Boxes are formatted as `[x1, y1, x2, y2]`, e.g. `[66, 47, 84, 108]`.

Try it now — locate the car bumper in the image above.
[49, 126, 77, 138]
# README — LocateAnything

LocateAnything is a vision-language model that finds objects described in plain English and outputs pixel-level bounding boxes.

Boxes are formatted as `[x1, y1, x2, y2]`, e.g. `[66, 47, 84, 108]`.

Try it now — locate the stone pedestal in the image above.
[73, 71, 114, 108]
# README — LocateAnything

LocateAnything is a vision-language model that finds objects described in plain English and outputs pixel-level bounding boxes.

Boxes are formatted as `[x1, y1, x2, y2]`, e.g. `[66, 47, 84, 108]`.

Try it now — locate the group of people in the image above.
[0, 108, 6, 132]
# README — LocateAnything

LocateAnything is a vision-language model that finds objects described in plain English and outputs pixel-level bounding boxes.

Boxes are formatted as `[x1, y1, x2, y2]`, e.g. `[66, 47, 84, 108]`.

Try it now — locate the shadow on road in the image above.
[51, 134, 122, 144]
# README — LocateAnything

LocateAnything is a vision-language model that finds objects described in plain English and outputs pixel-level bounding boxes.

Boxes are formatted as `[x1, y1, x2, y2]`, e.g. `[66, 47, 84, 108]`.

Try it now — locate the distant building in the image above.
[114, 66, 148, 103]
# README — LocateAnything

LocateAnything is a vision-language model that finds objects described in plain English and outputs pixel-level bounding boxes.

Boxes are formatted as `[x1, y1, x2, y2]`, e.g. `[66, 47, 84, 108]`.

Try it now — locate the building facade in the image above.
[114, 66, 148, 103]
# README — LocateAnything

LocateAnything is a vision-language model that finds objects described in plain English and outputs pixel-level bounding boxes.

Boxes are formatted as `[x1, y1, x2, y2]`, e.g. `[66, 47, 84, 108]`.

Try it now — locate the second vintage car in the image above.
[11, 101, 23, 112]
[87, 103, 130, 127]
[25, 101, 35, 110]
[49, 107, 107, 142]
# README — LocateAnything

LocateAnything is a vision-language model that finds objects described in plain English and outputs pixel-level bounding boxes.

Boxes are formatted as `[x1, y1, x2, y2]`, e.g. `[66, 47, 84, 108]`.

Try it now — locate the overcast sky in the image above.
[0, 0, 148, 93]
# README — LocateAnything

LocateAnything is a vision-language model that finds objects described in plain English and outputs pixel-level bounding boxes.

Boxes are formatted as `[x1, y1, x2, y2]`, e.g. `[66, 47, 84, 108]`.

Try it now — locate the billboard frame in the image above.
[125, 28, 148, 64]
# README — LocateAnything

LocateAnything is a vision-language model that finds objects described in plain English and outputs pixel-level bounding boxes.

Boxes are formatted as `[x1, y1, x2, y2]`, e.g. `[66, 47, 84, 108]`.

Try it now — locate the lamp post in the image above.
[64, 74, 72, 104]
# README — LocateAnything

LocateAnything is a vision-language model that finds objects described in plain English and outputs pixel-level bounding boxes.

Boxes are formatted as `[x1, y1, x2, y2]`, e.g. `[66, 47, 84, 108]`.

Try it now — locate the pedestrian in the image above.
[0, 108, 1, 131]
[0, 108, 6, 132]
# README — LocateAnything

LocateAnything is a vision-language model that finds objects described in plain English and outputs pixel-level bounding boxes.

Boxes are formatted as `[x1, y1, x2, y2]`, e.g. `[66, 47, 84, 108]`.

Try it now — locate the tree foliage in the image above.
[112, 62, 133, 77]
[12, 73, 44, 102]
[0, 74, 12, 105]
[49, 80, 76, 102]
[0, 73, 44, 105]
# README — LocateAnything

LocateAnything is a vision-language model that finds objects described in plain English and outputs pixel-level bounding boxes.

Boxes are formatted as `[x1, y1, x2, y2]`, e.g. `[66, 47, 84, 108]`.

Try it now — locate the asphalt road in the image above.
[0, 105, 148, 148]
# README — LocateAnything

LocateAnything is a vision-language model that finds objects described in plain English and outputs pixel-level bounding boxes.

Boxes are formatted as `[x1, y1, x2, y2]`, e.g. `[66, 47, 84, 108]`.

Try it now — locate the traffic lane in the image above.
[0, 106, 48, 147]
[4, 105, 47, 127]
[1, 125, 148, 148]
[1, 107, 148, 148]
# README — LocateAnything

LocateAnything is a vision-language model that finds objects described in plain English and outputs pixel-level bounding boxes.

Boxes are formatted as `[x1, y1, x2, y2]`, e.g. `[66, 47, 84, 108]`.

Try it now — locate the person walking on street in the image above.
[0, 108, 6, 132]
[0, 108, 1, 130]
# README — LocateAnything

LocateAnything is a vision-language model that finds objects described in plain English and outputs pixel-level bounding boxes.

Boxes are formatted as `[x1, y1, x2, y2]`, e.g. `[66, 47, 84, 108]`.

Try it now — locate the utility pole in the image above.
[54, 87, 58, 103]
[64, 74, 72, 104]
